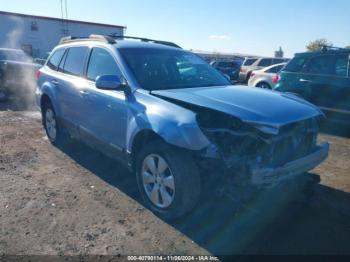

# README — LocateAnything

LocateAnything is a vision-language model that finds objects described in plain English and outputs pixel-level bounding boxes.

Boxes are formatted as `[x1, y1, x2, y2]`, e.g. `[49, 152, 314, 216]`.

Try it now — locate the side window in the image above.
[47, 49, 65, 70]
[306, 55, 335, 75]
[283, 57, 307, 73]
[273, 59, 285, 64]
[57, 50, 68, 72]
[334, 55, 348, 77]
[63, 47, 89, 76]
[258, 59, 272, 67]
[243, 58, 257, 66]
[87, 48, 120, 81]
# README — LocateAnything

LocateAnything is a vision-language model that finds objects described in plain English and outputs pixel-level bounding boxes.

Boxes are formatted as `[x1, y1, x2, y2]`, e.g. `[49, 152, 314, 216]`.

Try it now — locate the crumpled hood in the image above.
[152, 85, 323, 128]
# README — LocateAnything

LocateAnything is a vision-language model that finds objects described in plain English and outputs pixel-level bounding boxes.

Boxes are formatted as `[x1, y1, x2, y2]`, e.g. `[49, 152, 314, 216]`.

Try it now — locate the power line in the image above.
[65, 0, 68, 20]
[60, 0, 64, 20]
[59, 0, 69, 35]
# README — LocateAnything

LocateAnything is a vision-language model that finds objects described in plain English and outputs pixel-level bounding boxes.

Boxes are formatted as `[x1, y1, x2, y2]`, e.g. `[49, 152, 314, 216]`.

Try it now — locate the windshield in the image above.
[0, 50, 29, 62]
[119, 48, 230, 90]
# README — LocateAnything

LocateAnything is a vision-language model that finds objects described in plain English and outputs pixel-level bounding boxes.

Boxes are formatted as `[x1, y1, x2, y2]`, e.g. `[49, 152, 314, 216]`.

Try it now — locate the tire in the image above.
[246, 72, 252, 82]
[42, 101, 65, 145]
[135, 140, 201, 220]
[256, 82, 271, 89]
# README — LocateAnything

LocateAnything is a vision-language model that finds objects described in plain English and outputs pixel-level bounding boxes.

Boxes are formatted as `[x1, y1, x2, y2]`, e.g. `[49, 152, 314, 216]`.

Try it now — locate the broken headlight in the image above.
[196, 110, 260, 160]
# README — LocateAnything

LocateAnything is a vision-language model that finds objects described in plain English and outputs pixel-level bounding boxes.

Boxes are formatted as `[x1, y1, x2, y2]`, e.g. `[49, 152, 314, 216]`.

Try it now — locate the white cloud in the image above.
[209, 35, 231, 40]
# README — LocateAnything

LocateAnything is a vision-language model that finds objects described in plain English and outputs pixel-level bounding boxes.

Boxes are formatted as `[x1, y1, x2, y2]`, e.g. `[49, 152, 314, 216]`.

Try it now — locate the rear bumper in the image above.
[251, 142, 329, 186]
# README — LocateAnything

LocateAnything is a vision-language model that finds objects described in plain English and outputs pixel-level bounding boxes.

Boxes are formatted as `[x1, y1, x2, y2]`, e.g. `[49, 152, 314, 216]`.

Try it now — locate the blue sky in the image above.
[1, 0, 349, 57]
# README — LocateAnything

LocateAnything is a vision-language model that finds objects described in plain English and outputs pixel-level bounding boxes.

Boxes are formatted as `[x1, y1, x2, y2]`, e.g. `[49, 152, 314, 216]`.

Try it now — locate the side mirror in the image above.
[96, 75, 125, 91]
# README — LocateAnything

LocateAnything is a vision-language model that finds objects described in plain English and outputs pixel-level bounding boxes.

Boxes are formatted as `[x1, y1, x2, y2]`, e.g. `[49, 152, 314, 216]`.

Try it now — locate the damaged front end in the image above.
[196, 109, 329, 187]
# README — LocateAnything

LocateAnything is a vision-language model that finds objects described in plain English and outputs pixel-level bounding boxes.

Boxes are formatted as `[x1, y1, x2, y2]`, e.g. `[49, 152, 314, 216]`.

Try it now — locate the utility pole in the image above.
[59, 0, 69, 36]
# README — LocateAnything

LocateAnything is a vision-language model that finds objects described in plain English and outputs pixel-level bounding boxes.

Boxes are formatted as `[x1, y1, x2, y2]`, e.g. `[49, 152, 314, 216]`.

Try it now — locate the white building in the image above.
[0, 11, 125, 58]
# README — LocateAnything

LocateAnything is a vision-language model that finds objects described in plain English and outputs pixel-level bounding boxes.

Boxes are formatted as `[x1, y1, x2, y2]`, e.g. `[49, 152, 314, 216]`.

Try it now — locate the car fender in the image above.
[126, 91, 211, 153]
[37, 77, 61, 117]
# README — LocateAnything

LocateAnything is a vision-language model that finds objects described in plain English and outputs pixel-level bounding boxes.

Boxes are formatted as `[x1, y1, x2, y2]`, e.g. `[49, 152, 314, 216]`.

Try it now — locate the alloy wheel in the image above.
[141, 154, 175, 208]
[45, 108, 57, 141]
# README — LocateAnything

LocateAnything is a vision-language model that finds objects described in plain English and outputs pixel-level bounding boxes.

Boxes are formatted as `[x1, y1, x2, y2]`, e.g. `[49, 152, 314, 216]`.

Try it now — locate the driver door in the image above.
[81, 47, 128, 160]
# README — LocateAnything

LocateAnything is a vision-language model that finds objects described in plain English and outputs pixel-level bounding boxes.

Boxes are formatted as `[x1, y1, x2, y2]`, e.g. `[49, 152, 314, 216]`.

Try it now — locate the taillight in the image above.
[272, 74, 280, 84]
[35, 70, 41, 80]
[250, 72, 255, 78]
[240, 67, 244, 73]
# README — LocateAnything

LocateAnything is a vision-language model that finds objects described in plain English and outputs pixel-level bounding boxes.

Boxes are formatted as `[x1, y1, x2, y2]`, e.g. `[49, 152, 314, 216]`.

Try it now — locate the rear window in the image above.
[266, 64, 284, 73]
[283, 56, 308, 73]
[258, 58, 273, 67]
[243, 58, 257, 66]
[63, 47, 89, 76]
[47, 49, 65, 71]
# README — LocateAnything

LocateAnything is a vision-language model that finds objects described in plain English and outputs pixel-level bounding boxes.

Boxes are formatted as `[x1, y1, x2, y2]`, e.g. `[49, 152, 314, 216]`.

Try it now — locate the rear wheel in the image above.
[135, 140, 201, 220]
[256, 82, 271, 89]
[42, 101, 66, 145]
[246, 72, 252, 82]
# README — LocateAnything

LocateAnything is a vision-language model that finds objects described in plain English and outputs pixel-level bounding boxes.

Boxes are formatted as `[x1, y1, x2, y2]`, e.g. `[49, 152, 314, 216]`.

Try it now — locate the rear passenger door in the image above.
[57, 46, 89, 132]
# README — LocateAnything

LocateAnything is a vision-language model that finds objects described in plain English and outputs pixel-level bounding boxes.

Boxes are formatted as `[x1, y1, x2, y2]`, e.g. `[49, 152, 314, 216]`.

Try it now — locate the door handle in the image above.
[79, 90, 89, 98]
[51, 80, 59, 85]
[299, 78, 312, 83]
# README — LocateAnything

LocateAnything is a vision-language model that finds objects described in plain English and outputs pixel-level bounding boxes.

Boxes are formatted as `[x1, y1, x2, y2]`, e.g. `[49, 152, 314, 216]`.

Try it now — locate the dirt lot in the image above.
[1, 105, 350, 256]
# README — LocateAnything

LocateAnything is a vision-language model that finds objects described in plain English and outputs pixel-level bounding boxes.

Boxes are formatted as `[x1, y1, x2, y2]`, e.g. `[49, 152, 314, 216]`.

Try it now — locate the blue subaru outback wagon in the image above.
[36, 35, 329, 219]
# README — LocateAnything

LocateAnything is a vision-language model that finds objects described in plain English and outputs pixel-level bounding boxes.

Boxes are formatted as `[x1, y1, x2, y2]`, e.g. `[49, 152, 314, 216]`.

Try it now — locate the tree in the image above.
[306, 39, 333, 52]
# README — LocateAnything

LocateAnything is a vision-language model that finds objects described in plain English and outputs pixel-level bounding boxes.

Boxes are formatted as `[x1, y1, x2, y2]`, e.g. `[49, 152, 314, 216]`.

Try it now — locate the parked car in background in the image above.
[34, 58, 47, 66]
[274, 47, 350, 123]
[210, 60, 241, 82]
[239, 57, 289, 83]
[36, 35, 329, 219]
[34, 52, 51, 66]
[248, 63, 286, 89]
[0, 48, 40, 91]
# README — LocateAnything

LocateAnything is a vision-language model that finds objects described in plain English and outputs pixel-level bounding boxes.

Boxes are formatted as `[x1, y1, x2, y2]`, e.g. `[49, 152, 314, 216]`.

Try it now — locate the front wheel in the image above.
[135, 140, 201, 220]
[256, 82, 271, 89]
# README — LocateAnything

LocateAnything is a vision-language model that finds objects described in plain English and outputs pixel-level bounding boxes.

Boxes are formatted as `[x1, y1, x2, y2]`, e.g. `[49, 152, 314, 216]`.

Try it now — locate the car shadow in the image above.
[320, 120, 350, 138]
[56, 139, 350, 256]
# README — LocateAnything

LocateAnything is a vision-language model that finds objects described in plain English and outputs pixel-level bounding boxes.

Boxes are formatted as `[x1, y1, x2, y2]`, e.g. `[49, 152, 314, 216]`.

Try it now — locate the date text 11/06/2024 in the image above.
[127, 255, 219, 261]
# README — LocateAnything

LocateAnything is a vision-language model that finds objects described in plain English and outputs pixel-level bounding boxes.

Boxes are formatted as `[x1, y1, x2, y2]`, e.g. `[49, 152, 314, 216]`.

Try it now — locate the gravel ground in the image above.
[0, 109, 350, 256]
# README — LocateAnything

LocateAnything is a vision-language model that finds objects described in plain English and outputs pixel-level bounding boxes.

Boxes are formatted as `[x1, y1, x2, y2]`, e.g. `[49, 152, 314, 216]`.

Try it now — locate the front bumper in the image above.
[251, 143, 329, 186]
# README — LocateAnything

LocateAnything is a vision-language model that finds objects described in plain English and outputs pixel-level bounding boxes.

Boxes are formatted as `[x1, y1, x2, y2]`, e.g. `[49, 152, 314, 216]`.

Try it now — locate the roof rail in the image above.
[59, 36, 79, 44]
[89, 34, 116, 44]
[58, 34, 180, 48]
[59, 34, 116, 44]
[111, 35, 182, 48]
[321, 45, 347, 52]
